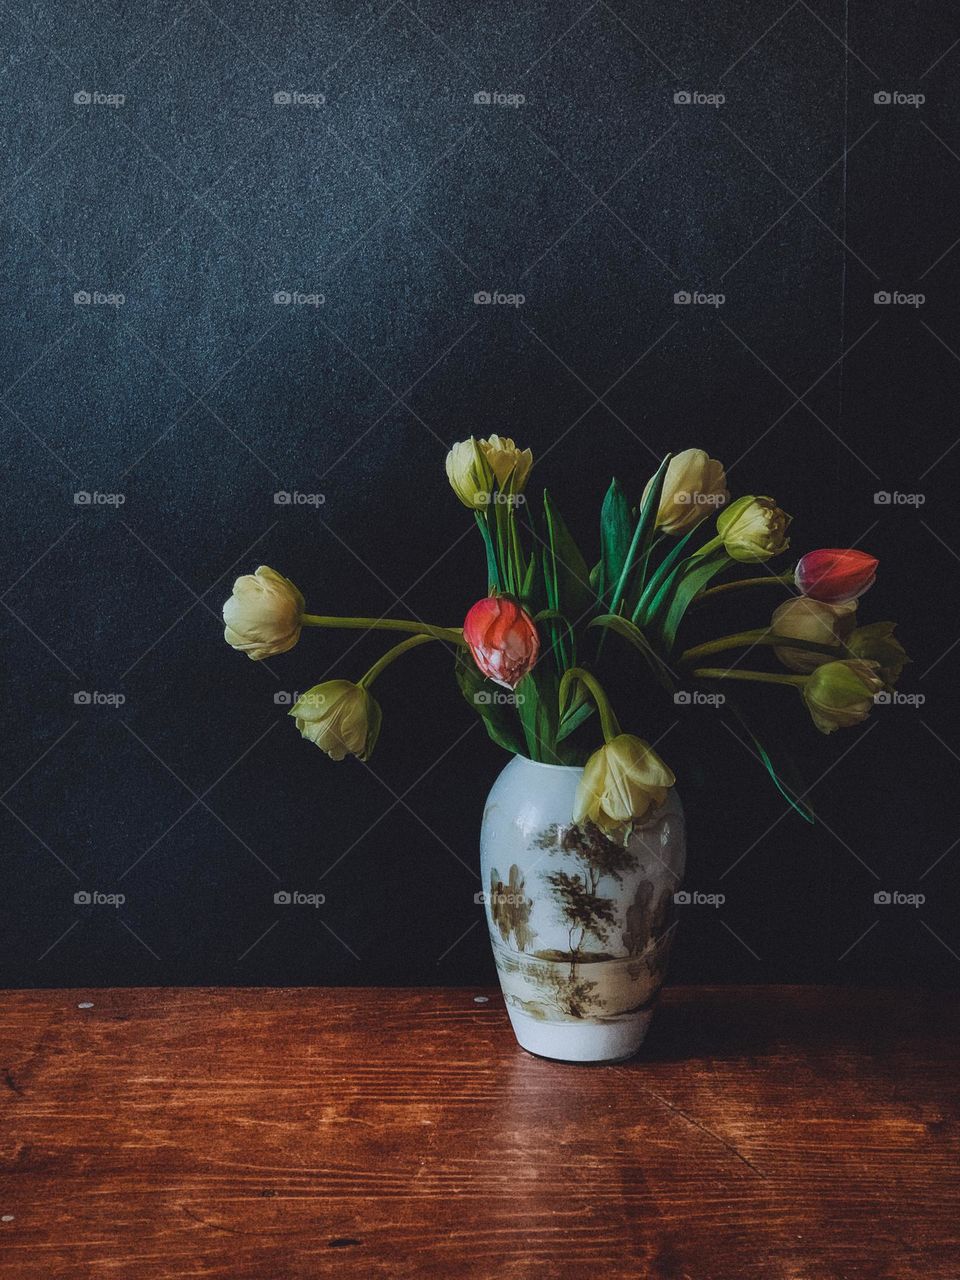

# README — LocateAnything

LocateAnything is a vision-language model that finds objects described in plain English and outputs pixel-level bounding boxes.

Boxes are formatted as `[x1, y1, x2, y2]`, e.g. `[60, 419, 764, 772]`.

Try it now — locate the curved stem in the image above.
[695, 573, 794, 603]
[681, 629, 843, 664]
[358, 633, 437, 689]
[302, 615, 466, 646]
[692, 667, 807, 688]
[559, 666, 622, 742]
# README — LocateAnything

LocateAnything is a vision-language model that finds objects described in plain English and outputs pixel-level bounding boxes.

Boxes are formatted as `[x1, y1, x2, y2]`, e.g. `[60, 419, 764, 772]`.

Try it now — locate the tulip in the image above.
[463, 596, 539, 689]
[771, 597, 857, 673]
[445, 438, 493, 510]
[289, 680, 382, 761]
[223, 565, 304, 660]
[794, 548, 877, 604]
[478, 435, 533, 492]
[574, 734, 675, 832]
[643, 448, 729, 534]
[802, 659, 884, 735]
[846, 621, 909, 687]
[715, 495, 791, 562]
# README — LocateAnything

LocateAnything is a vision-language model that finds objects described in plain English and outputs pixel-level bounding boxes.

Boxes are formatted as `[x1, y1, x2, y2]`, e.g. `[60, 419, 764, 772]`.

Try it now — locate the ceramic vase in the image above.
[479, 754, 685, 1063]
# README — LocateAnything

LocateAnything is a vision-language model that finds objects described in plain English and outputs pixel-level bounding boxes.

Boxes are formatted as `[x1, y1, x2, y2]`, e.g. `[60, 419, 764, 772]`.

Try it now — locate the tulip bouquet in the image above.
[222, 439, 907, 828]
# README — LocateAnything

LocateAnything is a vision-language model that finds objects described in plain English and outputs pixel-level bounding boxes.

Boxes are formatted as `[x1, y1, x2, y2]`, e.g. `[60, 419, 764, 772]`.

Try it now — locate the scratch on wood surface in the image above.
[640, 1086, 766, 1179]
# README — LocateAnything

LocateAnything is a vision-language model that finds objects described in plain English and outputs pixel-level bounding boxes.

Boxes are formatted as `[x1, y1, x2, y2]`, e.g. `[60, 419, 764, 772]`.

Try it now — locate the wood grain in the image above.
[1, 986, 957, 1278]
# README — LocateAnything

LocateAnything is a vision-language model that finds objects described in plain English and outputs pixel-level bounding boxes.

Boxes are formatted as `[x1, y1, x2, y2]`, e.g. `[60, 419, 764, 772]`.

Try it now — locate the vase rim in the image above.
[513, 754, 583, 772]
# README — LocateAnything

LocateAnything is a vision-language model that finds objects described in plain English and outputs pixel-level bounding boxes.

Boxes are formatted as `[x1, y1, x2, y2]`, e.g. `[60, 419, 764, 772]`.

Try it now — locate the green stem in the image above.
[695, 573, 794, 602]
[558, 667, 622, 742]
[358, 634, 436, 688]
[692, 667, 807, 688]
[302, 615, 466, 645]
[693, 534, 723, 557]
[681, 630, 843, 664]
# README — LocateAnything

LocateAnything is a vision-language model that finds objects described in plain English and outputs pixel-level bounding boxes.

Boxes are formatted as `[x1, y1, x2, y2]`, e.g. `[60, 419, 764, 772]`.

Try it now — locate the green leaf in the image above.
[631, 521, 705, 624]
[724, 695, 815, 823]
[454, 651, 525, 755]
[611, 453, 671, 609]
[474, 511, 500, 593]
[588, 613, 676, 694]
[598, 478, 632, 606]
[516, 667, 561, 763]
[556, 698, 595, 743]
[656, 548, 730, 652]
[543, 490, 595, 621]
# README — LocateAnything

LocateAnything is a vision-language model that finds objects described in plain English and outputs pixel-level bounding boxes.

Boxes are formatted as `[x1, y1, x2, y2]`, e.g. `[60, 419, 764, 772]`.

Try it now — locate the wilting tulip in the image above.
[794, 548, 877, 604]
[802, 659, 884, 735]
[846, 621, 909, 687]
[771, 597, 857, 673]
[478, 435, 533, 493]
[574, 734, 676, 832]
[715, 495, 791, 562]
[463, 596, 539, 690]
[445, 438, 494, 510]
[643, 448, 729, 534]
[223, 565, 304, 660]
[289, 680, 382, 761]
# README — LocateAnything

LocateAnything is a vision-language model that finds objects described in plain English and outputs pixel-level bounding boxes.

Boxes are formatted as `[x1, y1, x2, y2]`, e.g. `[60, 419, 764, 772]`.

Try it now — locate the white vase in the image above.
[480, 754, 686, 1063]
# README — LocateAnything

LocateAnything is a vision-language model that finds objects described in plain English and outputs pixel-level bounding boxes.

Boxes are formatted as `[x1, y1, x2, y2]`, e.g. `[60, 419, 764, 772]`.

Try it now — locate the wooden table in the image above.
[1, 986, 957, 1278]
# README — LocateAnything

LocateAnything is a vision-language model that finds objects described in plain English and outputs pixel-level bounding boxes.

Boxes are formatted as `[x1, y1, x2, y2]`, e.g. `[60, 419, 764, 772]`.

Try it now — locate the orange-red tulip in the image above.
[463, 597, 539, 689]
[795, 548, 878, 603]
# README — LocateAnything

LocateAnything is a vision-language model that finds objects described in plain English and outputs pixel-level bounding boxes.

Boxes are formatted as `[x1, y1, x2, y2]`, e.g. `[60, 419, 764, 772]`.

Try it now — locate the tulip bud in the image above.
[802, 659, 884, 735]
[445, 438, 494, 510]
[223, 565, 304, 660]
[289, 680, 382, 761]
[574, 734, 676, 833]
[715, 495, 791, 562]
[771, 597, 857, 673]
[643, 448, 729, 534]
[846, 621, 909, 687]
[794, 548, 877, 604]
[463, 596, 539, 690]
[478, 435, 533, 493]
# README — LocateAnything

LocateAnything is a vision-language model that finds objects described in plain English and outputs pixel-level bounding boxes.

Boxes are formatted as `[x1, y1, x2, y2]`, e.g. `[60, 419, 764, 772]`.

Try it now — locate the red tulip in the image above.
[463, 597, 540, 689]
[794, 548, 878, 604]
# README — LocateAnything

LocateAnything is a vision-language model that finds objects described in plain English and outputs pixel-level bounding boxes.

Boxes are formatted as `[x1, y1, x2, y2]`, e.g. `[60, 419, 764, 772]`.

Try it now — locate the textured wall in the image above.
[1, 1, 958, 989]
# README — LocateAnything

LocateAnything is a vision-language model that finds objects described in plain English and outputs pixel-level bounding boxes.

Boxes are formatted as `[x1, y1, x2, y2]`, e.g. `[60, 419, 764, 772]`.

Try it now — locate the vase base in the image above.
[505, 1006, 654, 1064]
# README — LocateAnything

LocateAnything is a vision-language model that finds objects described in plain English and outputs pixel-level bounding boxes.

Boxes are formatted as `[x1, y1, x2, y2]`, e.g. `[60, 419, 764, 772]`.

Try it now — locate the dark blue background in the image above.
[1, 1, 958, 989]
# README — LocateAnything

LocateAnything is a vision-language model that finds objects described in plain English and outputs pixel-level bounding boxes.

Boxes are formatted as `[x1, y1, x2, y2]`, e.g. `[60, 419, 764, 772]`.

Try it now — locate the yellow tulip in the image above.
[222, 566, 304, 660]
[289, 680, 382, 761]
[478, 435, 533, 492]
[445, 438, 494, 509]
[644, 448, 729, 534]
[716, 495, 791, 562]
[802, 660, 884, 734]
[574, 734, 675, 832]
[771, 597, 857, 673]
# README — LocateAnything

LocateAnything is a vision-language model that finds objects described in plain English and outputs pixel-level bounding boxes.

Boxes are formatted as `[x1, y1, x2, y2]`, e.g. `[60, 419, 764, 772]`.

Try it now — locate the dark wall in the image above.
[2, 1, 958, 990]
